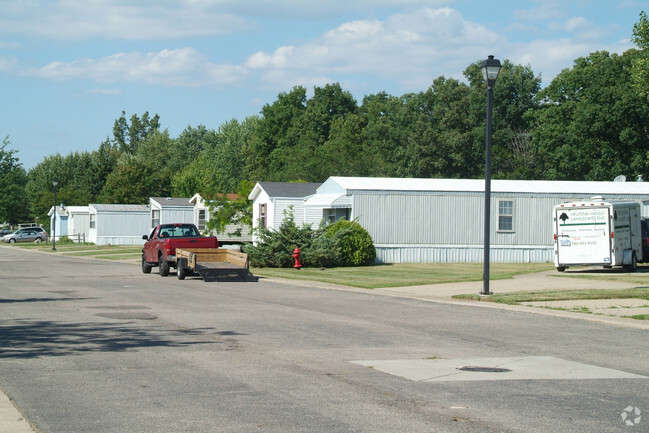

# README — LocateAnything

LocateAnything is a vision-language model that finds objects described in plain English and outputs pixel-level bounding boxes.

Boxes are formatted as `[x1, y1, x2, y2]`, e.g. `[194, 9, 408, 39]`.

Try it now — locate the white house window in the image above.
[498, 200, 514, 231]
[89, 214, 96, 229]
[198, 209, 206, 231]
[259, 203, 267, 228]
[325, 209, 336, 224]
[152, 209, 160, 228]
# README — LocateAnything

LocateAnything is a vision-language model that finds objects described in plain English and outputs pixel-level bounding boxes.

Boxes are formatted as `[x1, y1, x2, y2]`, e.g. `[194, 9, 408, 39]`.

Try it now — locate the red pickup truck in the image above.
[142, 223, 218, 276]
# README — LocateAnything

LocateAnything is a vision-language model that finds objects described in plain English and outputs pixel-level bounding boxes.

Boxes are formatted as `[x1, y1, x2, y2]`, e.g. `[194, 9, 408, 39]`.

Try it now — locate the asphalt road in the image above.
[1, 246, 648, 433]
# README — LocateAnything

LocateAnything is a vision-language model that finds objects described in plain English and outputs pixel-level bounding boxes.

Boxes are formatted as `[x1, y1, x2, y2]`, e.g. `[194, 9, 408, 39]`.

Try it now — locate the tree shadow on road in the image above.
[0, 319, 233, 359]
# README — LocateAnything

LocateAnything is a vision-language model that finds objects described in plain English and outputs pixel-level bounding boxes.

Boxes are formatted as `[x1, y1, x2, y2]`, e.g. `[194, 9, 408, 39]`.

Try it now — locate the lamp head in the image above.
[480, 55, 501, 87]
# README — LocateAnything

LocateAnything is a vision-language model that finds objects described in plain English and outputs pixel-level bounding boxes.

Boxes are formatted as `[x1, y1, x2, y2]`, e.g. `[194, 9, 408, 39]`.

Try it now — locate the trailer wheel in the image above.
[142, 254, 152, 274]
[177, 258, 188, 280]
[159, 256, 170, 276]
[625, 252, 637, 272]
[556, 266, 566, 272]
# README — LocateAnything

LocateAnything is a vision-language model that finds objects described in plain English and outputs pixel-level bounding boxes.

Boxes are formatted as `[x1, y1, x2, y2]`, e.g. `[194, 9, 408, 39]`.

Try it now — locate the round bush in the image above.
[325, 219, 376, 266]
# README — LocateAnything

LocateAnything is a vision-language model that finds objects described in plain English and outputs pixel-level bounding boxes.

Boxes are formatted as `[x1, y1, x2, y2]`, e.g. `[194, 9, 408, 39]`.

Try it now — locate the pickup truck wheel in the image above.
[159, 256, 170, 277]
[142, 254, 152, 274]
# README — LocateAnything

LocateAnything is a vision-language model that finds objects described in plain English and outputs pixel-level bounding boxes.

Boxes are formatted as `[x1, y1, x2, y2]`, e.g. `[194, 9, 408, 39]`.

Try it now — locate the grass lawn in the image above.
[453, 287, 649, 305]
[252, 262, 554, 289]
[3, 242, 142, 261]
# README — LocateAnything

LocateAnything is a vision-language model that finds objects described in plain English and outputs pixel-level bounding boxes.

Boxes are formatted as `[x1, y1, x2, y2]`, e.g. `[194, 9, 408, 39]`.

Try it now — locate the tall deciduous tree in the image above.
[528, 50, 649, 181]
[25, 152, 94, 229]
[0, 137, 29, 225]
[631, 11, 649, 101]
[112, 111, 161, 154]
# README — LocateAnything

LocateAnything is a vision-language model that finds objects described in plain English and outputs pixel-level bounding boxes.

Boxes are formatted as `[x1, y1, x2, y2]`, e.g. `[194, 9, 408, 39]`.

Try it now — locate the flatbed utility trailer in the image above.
[175, 248, 253, 282]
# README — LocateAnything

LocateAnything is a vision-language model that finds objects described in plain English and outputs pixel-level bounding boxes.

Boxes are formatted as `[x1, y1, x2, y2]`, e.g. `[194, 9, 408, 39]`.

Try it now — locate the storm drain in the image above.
[457, 366, 511, 373]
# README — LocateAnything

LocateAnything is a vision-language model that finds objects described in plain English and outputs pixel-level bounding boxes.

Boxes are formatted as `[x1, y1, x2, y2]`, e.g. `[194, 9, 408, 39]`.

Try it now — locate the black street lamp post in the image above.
[480, 55, 501, 295]
[52, 179, 58, 251]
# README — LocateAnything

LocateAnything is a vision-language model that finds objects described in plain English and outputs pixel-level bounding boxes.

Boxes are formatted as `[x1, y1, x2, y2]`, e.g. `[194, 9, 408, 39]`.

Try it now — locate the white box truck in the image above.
[553, 199, 643, 272]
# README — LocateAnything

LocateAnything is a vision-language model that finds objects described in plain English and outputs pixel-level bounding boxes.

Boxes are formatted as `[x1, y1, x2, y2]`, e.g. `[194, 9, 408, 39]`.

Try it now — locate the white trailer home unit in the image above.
[88, 204, 150, 245]
[48, 205, 90, 242]
[48, 205, 68, 239]
[149, 197, 194, 229]
[302, 177, 649, 264]
[553, 200, 643, 271]
[65, 206, 91, 242]
[249, 182, 322, 244]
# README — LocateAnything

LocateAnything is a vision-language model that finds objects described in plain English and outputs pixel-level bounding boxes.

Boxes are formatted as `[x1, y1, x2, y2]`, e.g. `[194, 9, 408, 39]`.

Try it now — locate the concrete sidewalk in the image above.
[0, 387, 35, 433]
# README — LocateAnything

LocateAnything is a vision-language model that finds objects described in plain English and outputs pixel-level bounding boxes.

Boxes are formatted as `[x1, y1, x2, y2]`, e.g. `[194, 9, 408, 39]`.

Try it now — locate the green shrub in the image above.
[244, 210, 340, 268]
[325, 219, 376, 266]
[245, 211, 376, 268]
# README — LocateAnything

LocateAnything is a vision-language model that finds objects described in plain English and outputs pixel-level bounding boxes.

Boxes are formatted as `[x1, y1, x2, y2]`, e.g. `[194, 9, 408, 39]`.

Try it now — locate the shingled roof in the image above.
[256, 182, 322, 198]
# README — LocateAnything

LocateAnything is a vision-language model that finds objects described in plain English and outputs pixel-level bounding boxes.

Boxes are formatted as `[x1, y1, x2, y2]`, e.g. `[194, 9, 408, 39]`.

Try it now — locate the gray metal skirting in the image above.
[375, 244, 553, 264]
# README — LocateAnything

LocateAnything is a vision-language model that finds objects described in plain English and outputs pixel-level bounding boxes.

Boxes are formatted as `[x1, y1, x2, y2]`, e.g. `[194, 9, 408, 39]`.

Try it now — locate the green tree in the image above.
[248, 86, 307, 181]
[405, 79, 479, 178]
[25, 152, 95, 228]
[631, 11, 649, 101]
[97, 153, 167, 203]
[0, 137, 29, 225]
[528, 50, 649, 181]
[88, 139, 122, 199]
[358, 92, 416, 177]
[112, 111, 161, 154]
[172, 117, 259, 197]
[204, 180, 254, 237]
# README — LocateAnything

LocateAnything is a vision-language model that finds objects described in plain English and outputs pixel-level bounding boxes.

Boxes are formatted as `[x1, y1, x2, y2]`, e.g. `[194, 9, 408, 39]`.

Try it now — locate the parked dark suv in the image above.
[1, 227, 47, 244]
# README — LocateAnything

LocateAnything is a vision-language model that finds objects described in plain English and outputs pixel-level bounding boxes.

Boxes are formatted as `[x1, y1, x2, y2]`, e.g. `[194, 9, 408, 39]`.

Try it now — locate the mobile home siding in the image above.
[89, 205, 150, 246]
[355, 191, 649, 263]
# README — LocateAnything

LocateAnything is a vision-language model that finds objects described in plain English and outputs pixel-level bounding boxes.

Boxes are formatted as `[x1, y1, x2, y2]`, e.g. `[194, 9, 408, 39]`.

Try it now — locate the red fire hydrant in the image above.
[292, 247, 302, 270]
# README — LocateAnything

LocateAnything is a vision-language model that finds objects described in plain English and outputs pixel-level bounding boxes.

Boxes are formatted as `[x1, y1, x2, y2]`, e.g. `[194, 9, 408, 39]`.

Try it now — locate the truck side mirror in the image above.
[142, 235, 148, 240]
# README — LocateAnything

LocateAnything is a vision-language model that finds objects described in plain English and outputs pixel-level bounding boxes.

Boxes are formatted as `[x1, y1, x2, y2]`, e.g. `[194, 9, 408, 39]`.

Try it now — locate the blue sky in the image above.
[0, 0, 643, 170]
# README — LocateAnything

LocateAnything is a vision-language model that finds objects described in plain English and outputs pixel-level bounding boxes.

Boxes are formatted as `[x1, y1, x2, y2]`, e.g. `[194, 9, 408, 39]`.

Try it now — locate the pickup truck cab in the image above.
[142, 223, 218, 276]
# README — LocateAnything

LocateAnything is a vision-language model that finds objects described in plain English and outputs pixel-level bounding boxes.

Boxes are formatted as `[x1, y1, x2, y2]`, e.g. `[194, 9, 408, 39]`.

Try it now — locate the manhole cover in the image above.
[456, 366, 512, 373]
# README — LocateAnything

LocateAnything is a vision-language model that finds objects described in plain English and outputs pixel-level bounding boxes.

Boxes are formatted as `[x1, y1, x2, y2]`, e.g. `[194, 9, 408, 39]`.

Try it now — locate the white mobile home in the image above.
[66, 206, 91, 242]
[88, 204, 150, 245]
[303, 176, 649, 263]
[48, 204, 68, 239]
[149, 197, 194, 228]
[48, 205, 90, 242]
[189, 193, 253, 244]
[248, 182, 322, 244]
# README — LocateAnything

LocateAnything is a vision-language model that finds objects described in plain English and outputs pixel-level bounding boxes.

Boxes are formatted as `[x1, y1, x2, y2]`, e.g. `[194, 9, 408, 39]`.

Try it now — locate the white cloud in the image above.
[5, 4, 636, 93]
[24, 47, 247, 87]
[0, 0, 450, 40]
[244, 7, 505, 91]
[0, 0, 256, 40]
